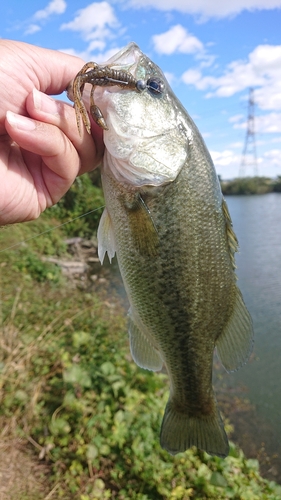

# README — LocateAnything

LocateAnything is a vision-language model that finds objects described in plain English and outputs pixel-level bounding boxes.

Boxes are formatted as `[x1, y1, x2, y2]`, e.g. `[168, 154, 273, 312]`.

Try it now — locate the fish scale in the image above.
[100, 150, 237, 456]
[71, 42, 254, 457]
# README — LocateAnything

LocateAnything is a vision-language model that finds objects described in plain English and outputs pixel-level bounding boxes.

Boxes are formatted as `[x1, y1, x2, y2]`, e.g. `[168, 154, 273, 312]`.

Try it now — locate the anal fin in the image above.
[216, 289, 254, 372]
[128, 314, 163, 372]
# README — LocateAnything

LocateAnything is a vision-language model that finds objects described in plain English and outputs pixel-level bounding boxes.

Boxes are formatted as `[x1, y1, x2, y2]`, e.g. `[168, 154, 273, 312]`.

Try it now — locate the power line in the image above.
[239, 88, 259, 177]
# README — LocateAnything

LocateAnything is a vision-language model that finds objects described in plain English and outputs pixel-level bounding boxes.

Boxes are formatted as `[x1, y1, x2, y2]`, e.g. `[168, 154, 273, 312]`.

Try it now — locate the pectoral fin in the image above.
[97, 208, 116, 264]
[128, 314, 163, 371]
[124, 193, 159, 257]
[216, 289, 254, 372]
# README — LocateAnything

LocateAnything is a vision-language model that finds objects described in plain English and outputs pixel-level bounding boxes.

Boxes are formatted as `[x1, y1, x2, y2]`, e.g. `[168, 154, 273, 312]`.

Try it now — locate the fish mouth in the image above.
[100, 43, 152, 83]
[103, 42, 142, 77]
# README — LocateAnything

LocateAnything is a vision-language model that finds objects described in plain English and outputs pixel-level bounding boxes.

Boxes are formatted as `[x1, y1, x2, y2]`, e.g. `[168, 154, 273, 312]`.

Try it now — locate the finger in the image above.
[0, 40, 86, 97]
[26, 89, 104, 175]
[0, 42, 79, 132]
[5, 111, 81, 205]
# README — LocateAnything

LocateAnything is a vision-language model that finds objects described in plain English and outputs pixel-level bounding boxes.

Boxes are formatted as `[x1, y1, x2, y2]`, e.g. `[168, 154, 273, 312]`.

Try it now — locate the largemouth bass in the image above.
[71, 43, 254, 458]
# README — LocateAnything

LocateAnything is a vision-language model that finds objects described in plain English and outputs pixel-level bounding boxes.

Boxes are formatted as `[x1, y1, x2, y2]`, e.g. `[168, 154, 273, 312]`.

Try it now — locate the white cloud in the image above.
[87, 40, 106, 52]
[224, 111, 281, 178]
[263, 149, 281, 170]
[59, 46, 123, 64]
[210, 146, 281, 179]
[204, 59, 266, 97]
[60, 3, 121, 64]
[229, 141, 244, 149]
[182, 45, 281, 113]
[152, 25, 204, 55]
[122, 0, 281, 19]
[34, 0, 66, 20]
[208, 45, 281, 100]
[255, 86, 281, 111]
[229, 114, 245, 124]
[182, 68, 203, 86]
[233, 112, 281, 134]
[211, 149, 240, 168]
[182, 45, 281, 174]
[60, 2, 118, 41]
[24, 0, 66, 35]
[24, 24, 41, 35]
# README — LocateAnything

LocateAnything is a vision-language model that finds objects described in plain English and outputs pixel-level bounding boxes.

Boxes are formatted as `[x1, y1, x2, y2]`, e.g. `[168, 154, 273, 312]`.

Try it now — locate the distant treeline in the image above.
[220, 176, 281, 195]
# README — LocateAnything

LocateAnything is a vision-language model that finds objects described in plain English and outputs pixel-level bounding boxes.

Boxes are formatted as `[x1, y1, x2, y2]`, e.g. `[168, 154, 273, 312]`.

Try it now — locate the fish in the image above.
[71, 42, 254, 458]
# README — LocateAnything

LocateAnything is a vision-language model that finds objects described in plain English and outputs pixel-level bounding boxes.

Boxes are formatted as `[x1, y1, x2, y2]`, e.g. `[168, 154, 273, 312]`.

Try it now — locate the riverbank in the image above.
[1, 174, 281, 499]
[220, 176, 281, 195]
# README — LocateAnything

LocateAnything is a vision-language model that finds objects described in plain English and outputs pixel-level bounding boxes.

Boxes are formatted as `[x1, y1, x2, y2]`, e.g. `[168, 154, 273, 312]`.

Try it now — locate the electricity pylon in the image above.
[239, 88, 259, 177]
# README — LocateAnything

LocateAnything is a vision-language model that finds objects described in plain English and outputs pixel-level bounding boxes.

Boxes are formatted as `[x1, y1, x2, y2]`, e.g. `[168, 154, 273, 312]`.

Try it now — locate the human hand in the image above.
[0, 39, 104, 225]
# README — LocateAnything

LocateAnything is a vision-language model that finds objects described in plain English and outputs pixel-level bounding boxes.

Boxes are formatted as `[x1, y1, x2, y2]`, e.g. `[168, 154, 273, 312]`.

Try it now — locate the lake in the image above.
[221, 193, 281, 478]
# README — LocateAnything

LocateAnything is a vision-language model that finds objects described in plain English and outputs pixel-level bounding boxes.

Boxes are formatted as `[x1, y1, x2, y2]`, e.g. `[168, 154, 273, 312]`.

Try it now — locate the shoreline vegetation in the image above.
[220, 175, 281, 196]
[1, 173, 281, 499]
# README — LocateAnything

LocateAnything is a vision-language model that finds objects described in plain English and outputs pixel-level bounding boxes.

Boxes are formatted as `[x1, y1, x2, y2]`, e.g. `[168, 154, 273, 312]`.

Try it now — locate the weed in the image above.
[1, 181, 281, 499]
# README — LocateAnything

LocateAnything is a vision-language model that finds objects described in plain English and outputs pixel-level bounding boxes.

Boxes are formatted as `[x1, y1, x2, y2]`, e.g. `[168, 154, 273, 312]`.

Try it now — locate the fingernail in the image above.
[33, 88, 59, 115]
[6, 111, 36, 131]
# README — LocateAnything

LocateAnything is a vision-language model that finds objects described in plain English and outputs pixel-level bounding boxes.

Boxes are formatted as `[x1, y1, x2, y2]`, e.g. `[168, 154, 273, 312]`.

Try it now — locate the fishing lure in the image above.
[71, 62, 165, 134]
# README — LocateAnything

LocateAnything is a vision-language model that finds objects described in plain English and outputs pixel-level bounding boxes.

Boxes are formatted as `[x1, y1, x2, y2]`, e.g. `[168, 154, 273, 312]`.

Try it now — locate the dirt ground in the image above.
[0, 438, 51, 500]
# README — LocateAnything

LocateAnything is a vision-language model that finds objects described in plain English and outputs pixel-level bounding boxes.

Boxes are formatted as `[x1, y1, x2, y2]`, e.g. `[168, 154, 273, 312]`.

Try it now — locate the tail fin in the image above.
[160, 399, 229, 458]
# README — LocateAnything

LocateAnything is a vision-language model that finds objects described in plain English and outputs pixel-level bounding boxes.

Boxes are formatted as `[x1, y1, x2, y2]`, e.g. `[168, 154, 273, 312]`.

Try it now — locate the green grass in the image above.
[1, 177, 281, 499]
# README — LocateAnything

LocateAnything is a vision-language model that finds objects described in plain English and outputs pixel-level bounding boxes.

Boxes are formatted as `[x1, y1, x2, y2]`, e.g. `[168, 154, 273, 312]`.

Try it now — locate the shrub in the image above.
[1, 288, 281, 499]
[50, 173, 104, 237]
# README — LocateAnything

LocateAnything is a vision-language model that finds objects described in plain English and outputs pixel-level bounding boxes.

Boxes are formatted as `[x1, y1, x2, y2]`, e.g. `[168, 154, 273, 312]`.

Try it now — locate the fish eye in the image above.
[146, 77, 165, 96]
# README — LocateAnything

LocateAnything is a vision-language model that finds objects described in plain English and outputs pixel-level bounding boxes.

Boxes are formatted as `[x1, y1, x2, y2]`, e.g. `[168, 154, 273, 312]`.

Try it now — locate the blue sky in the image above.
[2, 0, 281, 179]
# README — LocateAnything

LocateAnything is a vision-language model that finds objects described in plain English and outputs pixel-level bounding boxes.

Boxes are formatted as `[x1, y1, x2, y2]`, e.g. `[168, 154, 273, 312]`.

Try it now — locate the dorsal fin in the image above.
[222, 198, 239, 270]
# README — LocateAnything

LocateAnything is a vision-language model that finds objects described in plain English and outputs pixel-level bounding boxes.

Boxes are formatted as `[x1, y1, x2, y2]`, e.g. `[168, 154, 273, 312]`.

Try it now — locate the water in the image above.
[223, 193, 281, 477]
